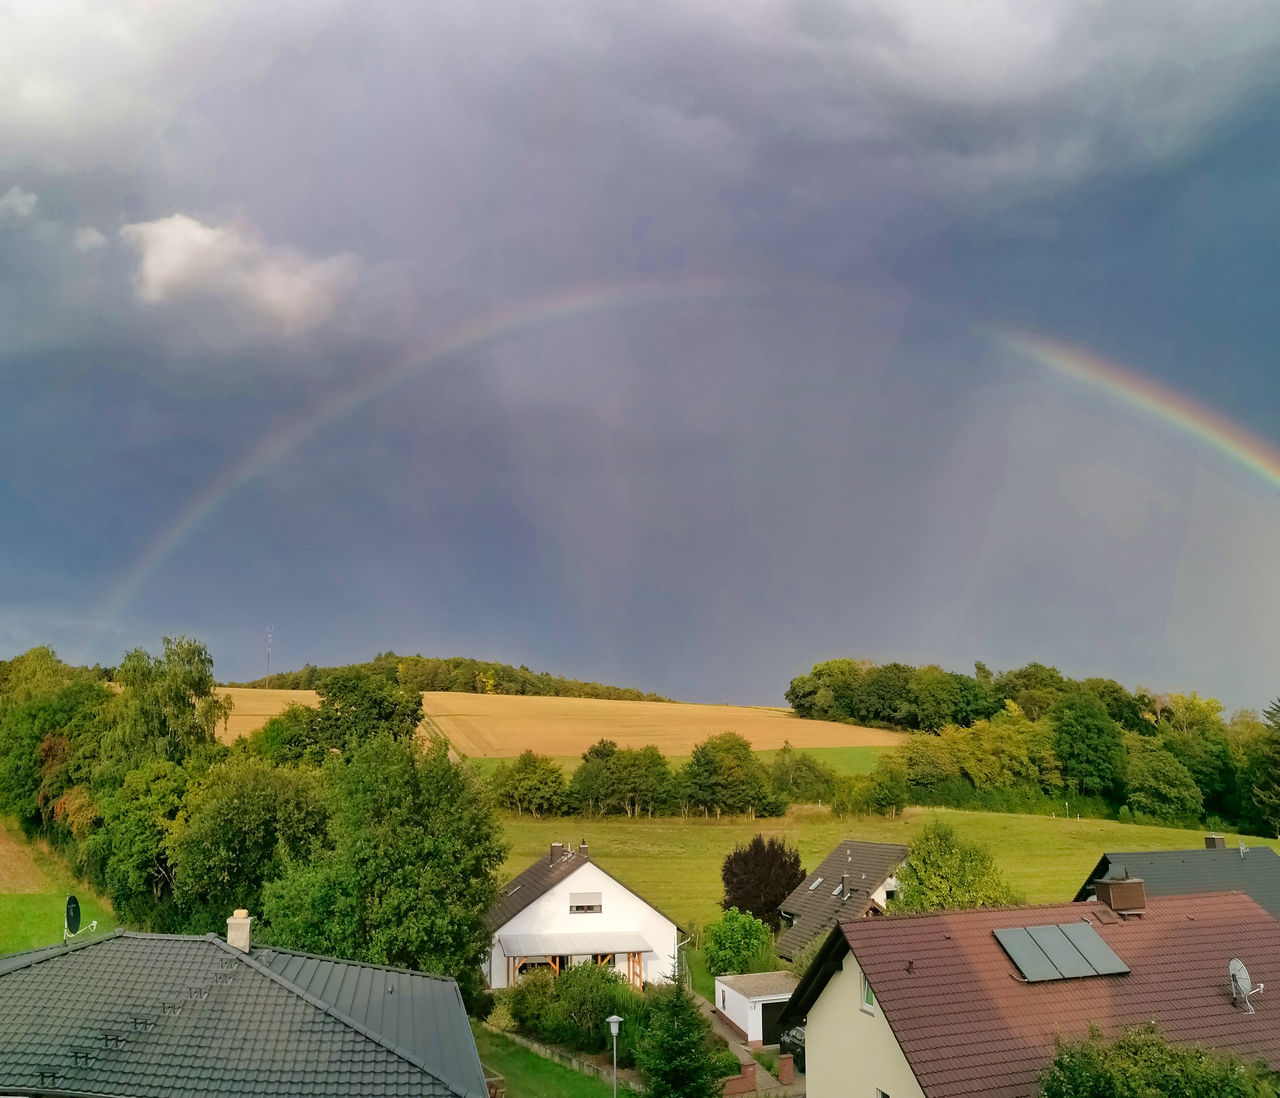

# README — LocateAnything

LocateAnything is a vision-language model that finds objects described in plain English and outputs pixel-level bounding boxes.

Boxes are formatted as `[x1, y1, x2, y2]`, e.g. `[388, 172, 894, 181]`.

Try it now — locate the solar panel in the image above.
[1027, 925, 1095, 979]
[1060, 921, 1130, 976]
[993, 928, 1061, 983]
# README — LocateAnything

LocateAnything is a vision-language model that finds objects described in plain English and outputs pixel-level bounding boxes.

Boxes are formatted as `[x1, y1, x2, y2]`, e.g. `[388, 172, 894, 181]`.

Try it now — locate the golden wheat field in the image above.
[210, 687, 902, 755]
[214, 687, 320, 743]
[420, 692, 902, 757]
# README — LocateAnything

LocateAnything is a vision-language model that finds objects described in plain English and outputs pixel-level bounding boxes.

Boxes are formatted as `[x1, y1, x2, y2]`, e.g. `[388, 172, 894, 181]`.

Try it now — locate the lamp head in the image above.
[607, 1014, 623, 1036]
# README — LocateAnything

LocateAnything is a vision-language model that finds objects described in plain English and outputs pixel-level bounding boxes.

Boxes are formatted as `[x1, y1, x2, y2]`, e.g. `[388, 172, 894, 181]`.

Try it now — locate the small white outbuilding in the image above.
[714, 971, 799, 1047]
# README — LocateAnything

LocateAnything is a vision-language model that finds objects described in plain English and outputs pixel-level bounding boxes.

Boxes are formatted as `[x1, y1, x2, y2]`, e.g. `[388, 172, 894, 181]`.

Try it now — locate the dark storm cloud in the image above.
[3, 1, 1280, 704]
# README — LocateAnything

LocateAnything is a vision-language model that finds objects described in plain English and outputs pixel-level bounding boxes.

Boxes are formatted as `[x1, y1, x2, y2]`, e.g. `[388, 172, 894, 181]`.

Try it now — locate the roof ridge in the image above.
[215, 937, 484, 1098]
[0, 926, 124, 974]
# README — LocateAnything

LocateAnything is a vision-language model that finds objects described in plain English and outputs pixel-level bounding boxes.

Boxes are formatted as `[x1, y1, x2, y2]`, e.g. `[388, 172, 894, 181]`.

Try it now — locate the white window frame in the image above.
[860, 973, 876, 1015]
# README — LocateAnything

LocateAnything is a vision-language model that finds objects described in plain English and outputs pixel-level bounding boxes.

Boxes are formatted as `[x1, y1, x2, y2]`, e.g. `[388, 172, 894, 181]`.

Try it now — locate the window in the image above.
[861, 974, 876, 1014]
[569, 891, 602, 913]
[876, 1090, 891, 1098]
[807, 877, 824, 891]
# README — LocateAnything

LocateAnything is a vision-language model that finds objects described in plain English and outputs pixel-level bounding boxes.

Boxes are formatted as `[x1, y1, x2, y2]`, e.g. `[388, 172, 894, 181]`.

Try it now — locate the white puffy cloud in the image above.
[119, 213, 358, 340]
[0, 185, 37, 221]
[73, 226, 106, 252]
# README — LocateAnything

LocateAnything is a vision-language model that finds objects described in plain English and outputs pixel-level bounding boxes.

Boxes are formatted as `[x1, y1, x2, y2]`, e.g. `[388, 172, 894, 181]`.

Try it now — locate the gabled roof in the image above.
[0, 930, 486, 1098]
[715, 971, 798, 999]
[782, 892, 1280, 1098]
[775, 840, 908, 960]
[487, 848, 680, 932]
[1074, 846, 1280, 916]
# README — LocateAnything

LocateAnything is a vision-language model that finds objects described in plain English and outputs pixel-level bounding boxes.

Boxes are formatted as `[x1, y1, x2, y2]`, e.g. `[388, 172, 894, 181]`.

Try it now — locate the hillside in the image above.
[212, 687, 900, 755]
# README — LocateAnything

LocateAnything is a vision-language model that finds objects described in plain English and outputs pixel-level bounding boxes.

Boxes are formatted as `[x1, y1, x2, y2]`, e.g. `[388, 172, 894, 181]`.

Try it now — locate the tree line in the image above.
[486, 735, 848, 819]
[0, 643, 507, 1002]
[229, 650, 670, 701]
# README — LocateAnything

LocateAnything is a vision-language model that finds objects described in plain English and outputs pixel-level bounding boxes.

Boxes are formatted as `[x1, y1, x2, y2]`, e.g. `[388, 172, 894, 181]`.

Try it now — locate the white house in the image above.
[714, 971, 798, 1047]
[486, 841, 679, 990]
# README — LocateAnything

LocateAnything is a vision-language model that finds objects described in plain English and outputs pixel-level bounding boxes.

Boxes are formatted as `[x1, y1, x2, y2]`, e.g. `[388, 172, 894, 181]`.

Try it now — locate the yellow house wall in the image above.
[805, 954, 926, 1098]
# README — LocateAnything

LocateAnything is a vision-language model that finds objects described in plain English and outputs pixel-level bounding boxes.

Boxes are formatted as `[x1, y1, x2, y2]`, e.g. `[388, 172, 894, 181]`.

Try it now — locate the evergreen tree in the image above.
[635, 980, 723, 1098]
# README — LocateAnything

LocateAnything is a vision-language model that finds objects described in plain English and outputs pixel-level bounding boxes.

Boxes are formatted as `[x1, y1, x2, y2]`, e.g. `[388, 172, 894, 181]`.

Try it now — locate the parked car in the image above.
[779, 1024, 805, 1073]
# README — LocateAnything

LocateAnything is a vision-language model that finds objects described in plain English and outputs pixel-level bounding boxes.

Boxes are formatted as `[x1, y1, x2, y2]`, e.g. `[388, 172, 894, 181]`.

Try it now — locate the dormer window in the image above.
[570, 891, 602, 913]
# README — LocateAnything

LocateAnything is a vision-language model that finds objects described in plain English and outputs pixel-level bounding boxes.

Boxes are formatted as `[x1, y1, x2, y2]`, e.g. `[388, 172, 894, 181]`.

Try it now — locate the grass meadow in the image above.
[0, 819, 115, 954]
[500, 805, 1280, 930]
[471, 1022, 618, 1098]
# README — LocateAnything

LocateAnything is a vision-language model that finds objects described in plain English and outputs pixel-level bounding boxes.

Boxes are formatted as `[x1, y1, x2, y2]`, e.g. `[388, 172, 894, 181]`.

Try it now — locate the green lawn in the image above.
[471, 1022, 617, 1098]
[683, 946, 715, 1002]
[0, 819, 116, 956]
[502, 806, 1280, 930]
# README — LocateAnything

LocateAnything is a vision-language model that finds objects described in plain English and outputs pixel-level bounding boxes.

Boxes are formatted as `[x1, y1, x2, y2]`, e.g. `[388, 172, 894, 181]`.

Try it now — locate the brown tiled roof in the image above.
[811, 892, 1280, 1098]
[775, 840, 908, 960]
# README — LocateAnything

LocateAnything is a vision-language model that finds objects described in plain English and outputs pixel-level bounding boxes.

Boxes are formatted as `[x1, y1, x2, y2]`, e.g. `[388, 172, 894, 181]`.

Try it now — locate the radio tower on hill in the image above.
[266, 626, 272, 689]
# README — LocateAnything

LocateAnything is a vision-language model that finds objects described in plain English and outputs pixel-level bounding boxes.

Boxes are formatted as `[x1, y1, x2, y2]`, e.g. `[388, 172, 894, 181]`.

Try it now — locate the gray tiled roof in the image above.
[488, 848, 588, 930]
[775, 840, 908, 960]
[1074, 846, 1280, 916]
[0, 931, 486, 1098]
[715, 971, 799, 999]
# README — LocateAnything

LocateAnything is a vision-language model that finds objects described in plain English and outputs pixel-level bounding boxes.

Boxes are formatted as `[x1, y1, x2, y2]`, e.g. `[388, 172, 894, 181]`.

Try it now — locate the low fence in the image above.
[481, 1023, 642, 1092]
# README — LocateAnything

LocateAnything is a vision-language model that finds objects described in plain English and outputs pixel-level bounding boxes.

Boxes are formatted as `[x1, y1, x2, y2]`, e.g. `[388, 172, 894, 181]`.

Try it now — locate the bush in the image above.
[508, 967, 557, 1033]
[486, 993, 515, 1032]
[1116, 805, 1133, 824]
[705, 907, 773, 976]
[711, 1047, 744, 1078]
[539, 961, 629, 1052]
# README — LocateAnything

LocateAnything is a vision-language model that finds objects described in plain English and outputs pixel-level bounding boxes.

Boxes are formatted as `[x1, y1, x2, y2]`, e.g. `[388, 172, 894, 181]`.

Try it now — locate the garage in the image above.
[713, 971, 800, 1048]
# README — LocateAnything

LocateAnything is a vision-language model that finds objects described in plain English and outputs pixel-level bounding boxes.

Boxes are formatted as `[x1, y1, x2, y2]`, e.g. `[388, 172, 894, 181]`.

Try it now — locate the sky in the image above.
[3, 1, 1280, 707]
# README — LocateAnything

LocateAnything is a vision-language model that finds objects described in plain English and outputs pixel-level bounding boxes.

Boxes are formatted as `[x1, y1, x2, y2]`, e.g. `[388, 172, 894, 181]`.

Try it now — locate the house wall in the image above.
[489, 862, 678, 989]
[805, 953, 925, 1098]
[870, 873, 899, 909]
[714, 980, 794, 1045]
[714, 979, 754, 1041]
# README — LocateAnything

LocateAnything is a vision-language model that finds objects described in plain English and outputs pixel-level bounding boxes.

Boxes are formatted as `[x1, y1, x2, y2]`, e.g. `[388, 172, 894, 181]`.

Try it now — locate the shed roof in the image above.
[782, 892, 1280, 1098]
[714, 971, 799, 1000]
[0, 931, 486, 1098]
[775, 840, 907, 960]
[1074, 846, 1280, 916]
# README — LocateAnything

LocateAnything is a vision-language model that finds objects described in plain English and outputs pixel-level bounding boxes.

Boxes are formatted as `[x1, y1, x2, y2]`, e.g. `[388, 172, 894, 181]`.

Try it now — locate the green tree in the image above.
[568, 739, 618, 814]
[492, 749, 568, 816]
[313, 667, 422, 752]
[1051, 691, 1123, 798]
[768, 741, 838, 803]
[705, 907, 773, 976]
[721, 835, 805, 931]
[1251, 700, 1280, 836]
[165, 755, 327, 931]
[1124, 749, 1203, 824]
[1160, 692, 1232, 816]
[609, 745, 670, 817]
[1039, 1023, 1277, 1098]
[894, 821, 1021, 912]
[105, 636, 231, 766]
[262, 733, 507, 995]
[635, 981, 724, 1098]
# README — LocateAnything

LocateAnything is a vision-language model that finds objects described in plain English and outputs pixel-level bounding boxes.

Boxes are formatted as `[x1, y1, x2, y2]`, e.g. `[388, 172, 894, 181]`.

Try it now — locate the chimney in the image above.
[1206, 833, 1227, 849]
[1095, 875, 1146, 914]
[227, 909, 252, 953]
[840, 873, 849, 899]
[550, 842, 565, 865]
[578, 840, 589, 860]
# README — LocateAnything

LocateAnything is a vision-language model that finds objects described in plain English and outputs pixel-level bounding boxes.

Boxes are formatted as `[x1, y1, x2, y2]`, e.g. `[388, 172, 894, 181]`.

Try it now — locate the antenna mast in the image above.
[266, 626, 272, 689]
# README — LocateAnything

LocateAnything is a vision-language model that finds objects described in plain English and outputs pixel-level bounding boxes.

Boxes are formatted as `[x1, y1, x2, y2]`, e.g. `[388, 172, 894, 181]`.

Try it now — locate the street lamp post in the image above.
[607, 1014, 623, 1098]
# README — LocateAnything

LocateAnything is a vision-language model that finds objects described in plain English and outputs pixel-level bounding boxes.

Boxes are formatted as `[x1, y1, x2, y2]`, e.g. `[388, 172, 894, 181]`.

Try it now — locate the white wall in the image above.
[715, 979, 753, 1040]
[805, 953, 924, 1098]
[870, 873, 899, 909]
[489, 861, 678, 989]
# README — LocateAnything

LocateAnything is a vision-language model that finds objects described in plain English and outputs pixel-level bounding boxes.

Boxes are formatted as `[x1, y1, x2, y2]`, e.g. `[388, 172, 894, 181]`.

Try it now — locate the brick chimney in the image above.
[227, 909, 252, 953]
[1095, 875, 1146, 914]
[550, 842, 565, 865]
[1206, 833, 1227, 849]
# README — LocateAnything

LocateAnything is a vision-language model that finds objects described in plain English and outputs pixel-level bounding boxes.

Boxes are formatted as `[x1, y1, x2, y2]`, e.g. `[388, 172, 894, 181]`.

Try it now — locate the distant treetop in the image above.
[225, 651, 672, 702]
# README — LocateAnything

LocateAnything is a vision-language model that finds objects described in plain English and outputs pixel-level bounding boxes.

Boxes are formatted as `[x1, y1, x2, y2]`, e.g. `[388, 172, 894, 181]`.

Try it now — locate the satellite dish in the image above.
[1230, 958, 1264, 1014]
[65, 895, 81, 937]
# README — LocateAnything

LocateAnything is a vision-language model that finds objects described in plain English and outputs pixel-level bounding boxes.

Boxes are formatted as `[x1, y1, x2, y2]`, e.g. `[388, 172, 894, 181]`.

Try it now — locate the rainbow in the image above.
[992, 325, 1280, 493]
[82, 276, 758, 651]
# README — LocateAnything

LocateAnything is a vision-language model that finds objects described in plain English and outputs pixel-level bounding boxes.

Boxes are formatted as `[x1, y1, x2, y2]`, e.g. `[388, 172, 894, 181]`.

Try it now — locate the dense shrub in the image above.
[705, 907, 773, 976]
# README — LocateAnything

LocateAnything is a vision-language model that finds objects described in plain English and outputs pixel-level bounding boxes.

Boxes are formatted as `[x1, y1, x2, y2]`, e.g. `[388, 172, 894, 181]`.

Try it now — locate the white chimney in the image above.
[227, 909, 252, 953]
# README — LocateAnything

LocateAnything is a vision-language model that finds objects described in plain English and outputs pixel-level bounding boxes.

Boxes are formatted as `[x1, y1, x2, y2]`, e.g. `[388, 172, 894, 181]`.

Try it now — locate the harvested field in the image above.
[423, 692, 901, 758]
[0, 824, 49, 893]
[214, 687, 319, 743]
